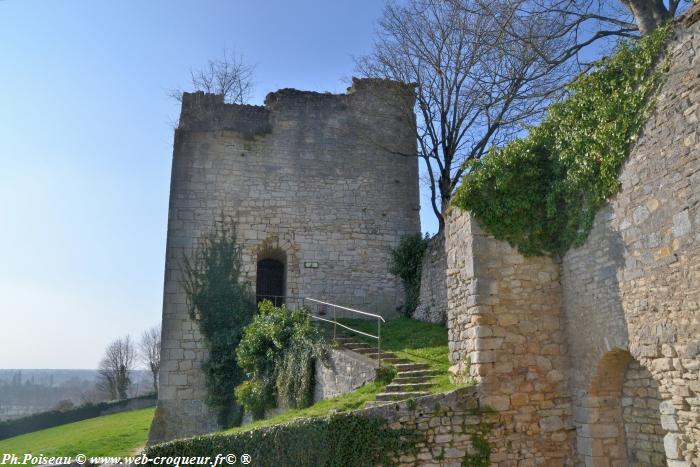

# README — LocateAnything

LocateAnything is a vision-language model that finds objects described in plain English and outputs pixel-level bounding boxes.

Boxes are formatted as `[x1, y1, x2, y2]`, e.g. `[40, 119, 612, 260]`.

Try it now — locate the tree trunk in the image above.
[621, 0, 671, 34]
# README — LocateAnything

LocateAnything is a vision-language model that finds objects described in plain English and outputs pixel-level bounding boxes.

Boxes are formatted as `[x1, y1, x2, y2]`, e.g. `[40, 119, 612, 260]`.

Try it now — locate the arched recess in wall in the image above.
[579, 348, 668, 466]
[255, 247, 286, 307]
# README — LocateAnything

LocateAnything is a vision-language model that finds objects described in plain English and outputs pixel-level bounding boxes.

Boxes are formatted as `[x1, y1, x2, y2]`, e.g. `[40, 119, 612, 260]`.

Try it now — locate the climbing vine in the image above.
[235, 301, 327, 419]
[390, 233, 429, 316]
[461, 433, 491, 467]
[453, 25, 672, 256]
[181, 215, 256, 428]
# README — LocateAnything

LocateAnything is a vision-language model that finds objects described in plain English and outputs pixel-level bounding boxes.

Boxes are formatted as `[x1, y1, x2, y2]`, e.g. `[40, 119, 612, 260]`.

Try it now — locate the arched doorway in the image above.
[579, 349, 667, 465]
[256, 258, 285, 306]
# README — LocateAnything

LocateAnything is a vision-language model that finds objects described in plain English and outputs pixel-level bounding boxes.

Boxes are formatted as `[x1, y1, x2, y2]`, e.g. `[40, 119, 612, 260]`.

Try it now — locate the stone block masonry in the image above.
[444, 209, 575, 465]
[414, 233, 448, 324]
[437, 12, 700, 466]
[560, 16, 700, 465]
[313, 348, 378, 402]
[149, 78, 420, 443]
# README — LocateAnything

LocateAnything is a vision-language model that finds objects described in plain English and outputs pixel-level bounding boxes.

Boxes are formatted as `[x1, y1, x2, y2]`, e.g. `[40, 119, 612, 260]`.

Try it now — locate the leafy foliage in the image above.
[235, 301, 327, 419]
[182, 216, 256, 428]
[453, 25, 671, 256]
[390, 234, 429, 316]
[145, 412, 420, 467]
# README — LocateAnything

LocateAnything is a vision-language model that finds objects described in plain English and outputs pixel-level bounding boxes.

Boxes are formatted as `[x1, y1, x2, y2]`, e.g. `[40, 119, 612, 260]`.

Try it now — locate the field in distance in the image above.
[0, 407, 154, 460]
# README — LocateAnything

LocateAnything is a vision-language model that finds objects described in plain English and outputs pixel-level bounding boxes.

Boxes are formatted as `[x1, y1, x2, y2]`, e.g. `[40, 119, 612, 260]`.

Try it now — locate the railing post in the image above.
[377, 318, 381, 368]
[333, 305, 337, 340]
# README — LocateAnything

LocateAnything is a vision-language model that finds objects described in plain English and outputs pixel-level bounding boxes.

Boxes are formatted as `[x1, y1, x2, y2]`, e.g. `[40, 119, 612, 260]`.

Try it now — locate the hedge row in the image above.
[145, 412, 420, 467]
[0, 393, 156, 440]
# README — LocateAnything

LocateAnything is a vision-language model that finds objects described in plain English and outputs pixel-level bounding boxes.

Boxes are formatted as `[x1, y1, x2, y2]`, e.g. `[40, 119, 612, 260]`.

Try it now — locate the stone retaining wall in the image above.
[313, 348, 377, 402]
[359, 387, 494, 466]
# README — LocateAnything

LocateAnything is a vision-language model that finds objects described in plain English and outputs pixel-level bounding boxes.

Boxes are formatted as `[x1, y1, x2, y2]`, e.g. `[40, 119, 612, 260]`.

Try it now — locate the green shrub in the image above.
[182, 216, 256, 428]
[145, 412, 420, 467]
[390, 234, 429, 316]
[235, 301, 326, 419]
[454, 25, 671, 256]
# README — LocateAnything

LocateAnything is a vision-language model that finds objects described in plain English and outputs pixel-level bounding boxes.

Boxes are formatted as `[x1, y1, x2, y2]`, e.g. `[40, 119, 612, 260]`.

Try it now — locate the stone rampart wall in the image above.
[560, 17, 700, 465]
[414, 233, 448, 324]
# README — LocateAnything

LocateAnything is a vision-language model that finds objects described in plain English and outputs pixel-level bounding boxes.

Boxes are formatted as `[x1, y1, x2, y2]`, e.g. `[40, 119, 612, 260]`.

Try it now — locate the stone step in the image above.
[380, 357, 412, 365]
[341, 342, 369, 350]
[385, 382, 434, 392]
[351, 347, 381, 355]
[394, 362, 430, 372]
[333, 337, 357, 343]
[375, 391, 430, 401]
[363, 351, 398, 359]
[363, 400, 393, 408]
[393, 376, 434, 384]
[395, 369, 438, 377]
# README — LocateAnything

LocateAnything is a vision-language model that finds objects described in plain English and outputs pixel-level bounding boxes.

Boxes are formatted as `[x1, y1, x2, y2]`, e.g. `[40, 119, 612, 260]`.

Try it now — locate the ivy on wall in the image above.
[235, 301, 327, 419]
[453, 25, 672, 256]
[145, 412, 421, 467]
[390, 234, 429, 316]
[181, 216, 256, 428]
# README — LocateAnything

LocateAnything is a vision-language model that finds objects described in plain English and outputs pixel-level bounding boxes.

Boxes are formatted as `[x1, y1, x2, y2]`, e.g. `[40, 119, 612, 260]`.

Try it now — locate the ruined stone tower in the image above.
[148, 78, 420, 443]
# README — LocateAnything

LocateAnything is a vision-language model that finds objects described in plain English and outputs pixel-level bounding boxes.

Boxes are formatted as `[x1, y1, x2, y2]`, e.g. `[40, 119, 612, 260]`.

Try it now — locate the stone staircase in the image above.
[332, 336, 437, 406]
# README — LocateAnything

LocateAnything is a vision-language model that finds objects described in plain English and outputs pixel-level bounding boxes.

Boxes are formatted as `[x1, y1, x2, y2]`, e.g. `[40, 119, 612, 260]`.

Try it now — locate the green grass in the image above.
[336, 317, 463, 393]
[0, 408, 154, 459]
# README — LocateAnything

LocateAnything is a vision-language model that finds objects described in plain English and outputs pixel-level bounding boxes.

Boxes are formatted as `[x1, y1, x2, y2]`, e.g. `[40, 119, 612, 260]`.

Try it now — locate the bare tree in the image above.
[97, 335, 135, 400]
[479, 0, 690, 74]
[139, 325, 161, 394]
[171, 50, 255, 104]
[357, 0, 571, 231]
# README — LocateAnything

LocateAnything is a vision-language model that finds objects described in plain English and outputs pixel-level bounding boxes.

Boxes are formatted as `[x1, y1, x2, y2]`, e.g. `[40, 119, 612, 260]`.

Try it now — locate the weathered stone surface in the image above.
[560, 17, 700, 466]
[414, 233, 447, 324]
[444, 208, 575, 463]
[313, 348, 377, 401]
[440, 14, 700, 466]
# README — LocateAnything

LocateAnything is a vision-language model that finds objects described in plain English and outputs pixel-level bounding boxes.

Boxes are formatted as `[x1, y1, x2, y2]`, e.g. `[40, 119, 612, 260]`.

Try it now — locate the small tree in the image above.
[182, 215, 256, 428]
[171, 50, 255, 104]
[139, 325, 161, 394]
[97, 335, 135, 400]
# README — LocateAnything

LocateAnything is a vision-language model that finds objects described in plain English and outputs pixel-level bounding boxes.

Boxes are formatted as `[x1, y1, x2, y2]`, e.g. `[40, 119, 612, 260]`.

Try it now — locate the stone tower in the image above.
[148, 78, 420, 443]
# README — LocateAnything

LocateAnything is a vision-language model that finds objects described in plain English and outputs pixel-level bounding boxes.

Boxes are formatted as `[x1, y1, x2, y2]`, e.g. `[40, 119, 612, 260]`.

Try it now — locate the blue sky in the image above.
[0, 0, 438, 369]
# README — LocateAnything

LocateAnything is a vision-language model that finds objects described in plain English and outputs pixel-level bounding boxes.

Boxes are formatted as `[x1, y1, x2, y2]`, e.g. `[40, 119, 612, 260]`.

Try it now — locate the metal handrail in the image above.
[254, 294, 385, 367]
[303, 297, 384, 368]
[303, 298, 386, 322]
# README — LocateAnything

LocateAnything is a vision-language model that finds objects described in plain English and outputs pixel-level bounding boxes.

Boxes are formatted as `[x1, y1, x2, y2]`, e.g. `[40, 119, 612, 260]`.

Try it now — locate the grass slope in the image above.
[0, 408, 154, 459]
